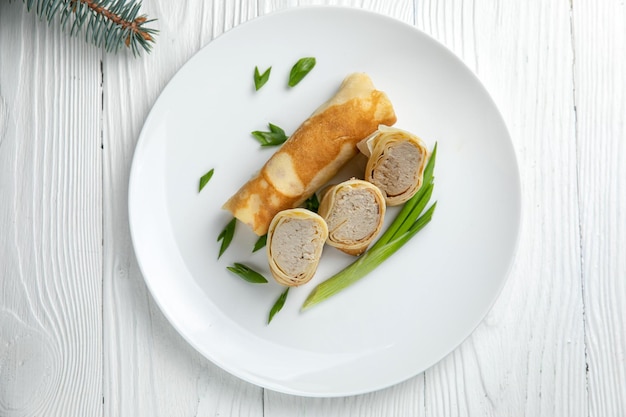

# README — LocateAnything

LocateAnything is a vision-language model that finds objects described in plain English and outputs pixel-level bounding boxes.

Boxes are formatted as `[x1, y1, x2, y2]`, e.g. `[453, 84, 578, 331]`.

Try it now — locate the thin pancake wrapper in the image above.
[318, 179, 386, 256]
[266, 209, 328, 287]
[223, 73, 397, 235]
[358, 125, 429, 206]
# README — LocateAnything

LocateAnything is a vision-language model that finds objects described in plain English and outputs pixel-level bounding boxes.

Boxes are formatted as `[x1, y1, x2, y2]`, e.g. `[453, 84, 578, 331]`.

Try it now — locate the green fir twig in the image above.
[15, 0, 158, 55]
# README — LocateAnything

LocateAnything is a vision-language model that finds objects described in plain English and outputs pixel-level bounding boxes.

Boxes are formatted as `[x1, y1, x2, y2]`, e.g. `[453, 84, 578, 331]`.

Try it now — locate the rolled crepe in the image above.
[223, 73, 397, 235]
[318, 179, 386, 256]
[266, 209, 328, 286]
[358, 125, 429, 206]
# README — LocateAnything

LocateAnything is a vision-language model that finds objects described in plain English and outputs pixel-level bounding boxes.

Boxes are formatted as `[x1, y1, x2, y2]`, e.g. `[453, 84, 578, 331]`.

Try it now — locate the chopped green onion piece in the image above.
[251, 123, 288, 146]
[217, 217, 236, 258]
[253, 234, 267, 252]
[227, 262, 268, 283]
[198, 168, 214, 192]
[304, 193, 320, 213]
[301, 143, 438, 310]
[288, 57, 316, 87]
[254, 66, 271, 91]
[268, 288, 289, 323]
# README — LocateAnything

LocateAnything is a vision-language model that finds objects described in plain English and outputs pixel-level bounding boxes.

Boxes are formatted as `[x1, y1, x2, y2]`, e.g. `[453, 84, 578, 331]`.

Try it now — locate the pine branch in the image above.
[15, 0, 158, 55]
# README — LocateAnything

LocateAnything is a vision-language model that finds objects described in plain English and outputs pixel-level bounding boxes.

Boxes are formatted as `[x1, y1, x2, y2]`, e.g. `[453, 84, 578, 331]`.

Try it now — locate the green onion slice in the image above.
[254, 66, 271, 91]
[268, 288, 290, 323]
[288, 57, 316, 87]
[251, 123, 288, 147]
[217, 217, 236, 258]
[304, 193, 320, 213]
[227, 262, 268, 284]
[198, 168, 214, 192]
[253, 234, 267, 252]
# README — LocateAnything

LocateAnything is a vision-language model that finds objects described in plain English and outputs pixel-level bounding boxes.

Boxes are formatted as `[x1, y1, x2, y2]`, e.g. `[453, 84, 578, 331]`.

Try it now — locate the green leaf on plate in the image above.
[288, 57, 316, 87]
[226, 262, 268, 283]
[198, 168, 214, 192]
[253, 234, 267, 252]
[268, 287, 289, 324]
[254, 66, 271, 91]
[304, 193, 319, 213]
[251, 123, 288, 146]
[217, 217, 236, 258]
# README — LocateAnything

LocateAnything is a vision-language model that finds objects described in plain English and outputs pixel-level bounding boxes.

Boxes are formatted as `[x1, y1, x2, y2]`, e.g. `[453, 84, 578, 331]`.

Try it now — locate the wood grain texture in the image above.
[0, 3, 102, 417]
[101, 1, 264, 416]
[572, 2, 626, 417]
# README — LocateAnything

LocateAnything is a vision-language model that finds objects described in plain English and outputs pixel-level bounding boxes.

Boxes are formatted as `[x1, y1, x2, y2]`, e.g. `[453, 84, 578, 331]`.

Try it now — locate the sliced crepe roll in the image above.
[223, 73, 397, 235]
[358, 125, 429, 206]
[266, 209, 328, 287]
[318, 179, 386, 256]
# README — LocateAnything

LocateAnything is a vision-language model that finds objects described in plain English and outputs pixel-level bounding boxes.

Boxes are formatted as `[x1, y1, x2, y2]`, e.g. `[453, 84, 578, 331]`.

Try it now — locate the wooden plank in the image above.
[415, 0, 587, 416]
[572, 1, 626, 416]
[264, 380, 425, 417]
[101, 1, 265, 416]
[0, 3, 102, 417]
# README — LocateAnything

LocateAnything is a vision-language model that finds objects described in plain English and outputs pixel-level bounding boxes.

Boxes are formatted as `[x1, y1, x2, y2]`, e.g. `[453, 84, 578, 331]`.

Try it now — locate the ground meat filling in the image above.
[325, 188, 380, 242]
[372, 141, 422, 197]
[270, 218, 324, 277]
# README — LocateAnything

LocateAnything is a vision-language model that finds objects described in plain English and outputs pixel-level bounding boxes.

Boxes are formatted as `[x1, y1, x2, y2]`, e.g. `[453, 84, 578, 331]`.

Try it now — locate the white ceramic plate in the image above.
[129, 6, 521, 397]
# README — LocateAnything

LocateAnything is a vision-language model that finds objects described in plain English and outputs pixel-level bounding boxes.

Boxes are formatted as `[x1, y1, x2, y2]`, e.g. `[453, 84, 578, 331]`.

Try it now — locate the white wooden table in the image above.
[1, 1, 624, 416]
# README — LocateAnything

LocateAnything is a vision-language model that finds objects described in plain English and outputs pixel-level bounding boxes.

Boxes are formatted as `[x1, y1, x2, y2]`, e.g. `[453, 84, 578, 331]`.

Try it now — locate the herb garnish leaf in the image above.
[251, 123, 288, 146]
[288, 57, 316, 87]
[198, 168, 214, 192]
[253, 234, 267, 252]
[217, 217, 236, 258]
[227, 262, 268, 283]
[304, 193, 319, 213]
[254, 66, 271, 91]
[268, 288, 290, 323]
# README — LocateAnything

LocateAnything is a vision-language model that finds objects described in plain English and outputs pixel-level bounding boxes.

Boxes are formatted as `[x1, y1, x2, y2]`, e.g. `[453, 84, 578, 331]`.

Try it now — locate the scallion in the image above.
[217, 217, 236, 258]
[304, 193, 320, 213]
[268, 288, 289, 323]
[251, 123, 288, 147]
[254, 66, 271, 91]
[198, 168, 214, 192]
[288, 57, 316, 87]
[253, 234, 267, 252]
[227, 262, 268, 283]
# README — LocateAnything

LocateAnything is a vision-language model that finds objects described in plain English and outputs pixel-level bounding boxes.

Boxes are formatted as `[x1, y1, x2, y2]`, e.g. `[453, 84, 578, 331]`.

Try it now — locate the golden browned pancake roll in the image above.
[223, 73, 397, 235]
[358, 125, 429, 206]
[266, 209, 328, 286]
[318, 179, 386, 256]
